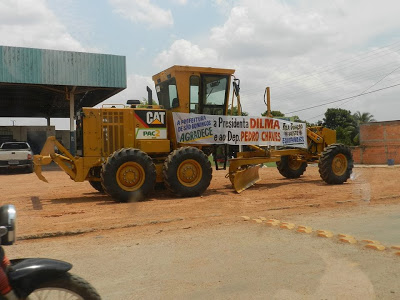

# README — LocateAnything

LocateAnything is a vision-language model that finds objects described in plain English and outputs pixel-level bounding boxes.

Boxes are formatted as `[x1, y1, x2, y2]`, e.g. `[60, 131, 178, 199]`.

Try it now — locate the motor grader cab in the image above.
[34, 65, 353, 202]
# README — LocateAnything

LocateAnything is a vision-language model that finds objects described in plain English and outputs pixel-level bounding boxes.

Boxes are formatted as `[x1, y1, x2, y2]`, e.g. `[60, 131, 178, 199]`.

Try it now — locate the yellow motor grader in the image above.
[33, 65, 353, 202]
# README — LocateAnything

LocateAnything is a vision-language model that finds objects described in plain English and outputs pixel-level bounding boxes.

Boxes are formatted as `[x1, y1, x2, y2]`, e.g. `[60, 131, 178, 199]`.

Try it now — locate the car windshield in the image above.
[1, 143, 29, 150]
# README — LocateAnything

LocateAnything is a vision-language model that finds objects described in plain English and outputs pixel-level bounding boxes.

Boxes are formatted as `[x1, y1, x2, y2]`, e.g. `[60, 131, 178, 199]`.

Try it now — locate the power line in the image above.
[339, 65, 400, 107]
[285, 82, 400, 115]
[273, 62, 400, 98]
[242, 57, 400, 101]
[240, 40, 400, 94]
[304, 65, 400, 121]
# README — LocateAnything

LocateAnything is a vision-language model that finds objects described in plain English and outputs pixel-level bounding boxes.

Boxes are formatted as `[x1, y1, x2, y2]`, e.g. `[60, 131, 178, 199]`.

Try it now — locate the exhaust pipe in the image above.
[147, 86, 152, 105]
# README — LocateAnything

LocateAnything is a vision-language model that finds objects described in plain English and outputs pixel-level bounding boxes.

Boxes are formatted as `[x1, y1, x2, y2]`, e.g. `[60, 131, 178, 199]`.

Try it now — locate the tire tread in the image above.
[101, 148, 156, 202]
[163, 147, 212, 197]
[318, 143, 354, 184]
[32, 272, 101, 300]
[276, 156, 307, 179]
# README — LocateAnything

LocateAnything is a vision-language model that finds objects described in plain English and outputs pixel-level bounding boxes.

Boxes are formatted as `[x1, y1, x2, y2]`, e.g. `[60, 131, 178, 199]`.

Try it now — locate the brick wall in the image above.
[351, 120, 400, 164]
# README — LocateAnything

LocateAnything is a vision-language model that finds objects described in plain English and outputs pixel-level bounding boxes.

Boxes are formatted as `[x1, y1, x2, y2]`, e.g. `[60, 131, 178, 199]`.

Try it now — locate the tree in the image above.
[228, 106, 248, 116]
[353, 111, 375, 125]
[261, 110, 305, 124]
[261, 110, 285, 117]
[140, 97, 158, 105]
[352, 111, 375, 145]
[323, 108, 355, 130]
[323, 108, 357, 145]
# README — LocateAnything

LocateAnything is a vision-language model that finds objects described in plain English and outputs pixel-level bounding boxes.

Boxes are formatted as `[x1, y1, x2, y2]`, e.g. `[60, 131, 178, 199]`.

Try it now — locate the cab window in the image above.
[155, 77, 179, 109]
[190, 76, 200, 113]
[201, 75, 228, 115]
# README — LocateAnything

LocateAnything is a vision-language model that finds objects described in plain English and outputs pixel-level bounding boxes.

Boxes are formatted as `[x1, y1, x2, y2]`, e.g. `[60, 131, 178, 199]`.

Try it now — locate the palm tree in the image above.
[353, 111, 376, 125]
[352, 111, 376, 144]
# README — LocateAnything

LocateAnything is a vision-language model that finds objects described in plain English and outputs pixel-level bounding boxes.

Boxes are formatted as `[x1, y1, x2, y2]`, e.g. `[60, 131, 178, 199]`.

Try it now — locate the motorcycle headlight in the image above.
[0, 205, 16, 245]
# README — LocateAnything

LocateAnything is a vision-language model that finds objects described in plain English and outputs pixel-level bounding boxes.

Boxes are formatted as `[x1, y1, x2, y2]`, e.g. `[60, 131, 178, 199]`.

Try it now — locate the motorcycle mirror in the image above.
[0, 226, 7, 238]
[0, 205, 16, 245]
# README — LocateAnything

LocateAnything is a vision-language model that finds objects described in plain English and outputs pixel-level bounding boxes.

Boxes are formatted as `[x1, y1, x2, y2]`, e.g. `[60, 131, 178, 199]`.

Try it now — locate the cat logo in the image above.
[146, 111, 166, 125]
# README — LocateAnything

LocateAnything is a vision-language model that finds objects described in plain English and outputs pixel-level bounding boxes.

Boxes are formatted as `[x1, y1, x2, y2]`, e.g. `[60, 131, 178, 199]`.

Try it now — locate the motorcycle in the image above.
[0, 204, 101, 300]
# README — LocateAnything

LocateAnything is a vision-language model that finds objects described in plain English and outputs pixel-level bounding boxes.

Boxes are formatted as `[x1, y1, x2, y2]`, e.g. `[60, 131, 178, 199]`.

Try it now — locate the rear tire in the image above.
[318, 144, 353, 184]
[27, 272, 101, 300]
[89, 180, 105, 193]
[163, 147, 212, 197]
[101, 148, 156, 202]
[276, 155, 307, 178]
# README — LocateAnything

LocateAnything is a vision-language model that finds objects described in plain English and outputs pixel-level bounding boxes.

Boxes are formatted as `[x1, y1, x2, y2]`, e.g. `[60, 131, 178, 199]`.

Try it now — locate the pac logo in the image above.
[146, 111, 165, 125]
[136, 128, 167, 139]
[143, 130, 160, 137]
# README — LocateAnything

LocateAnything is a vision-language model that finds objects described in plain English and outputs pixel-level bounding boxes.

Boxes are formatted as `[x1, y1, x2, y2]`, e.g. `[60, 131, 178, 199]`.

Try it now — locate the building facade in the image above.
[352, 120, 400, 165]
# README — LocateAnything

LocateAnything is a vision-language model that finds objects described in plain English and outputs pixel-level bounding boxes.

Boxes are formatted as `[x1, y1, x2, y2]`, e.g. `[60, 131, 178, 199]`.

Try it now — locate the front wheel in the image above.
[276, 155, 307, 178]
[318, 143, 353, 184]
[163, 147, 212, 197]
[89, 180, 105, 193]
[26, 273, 101, 300]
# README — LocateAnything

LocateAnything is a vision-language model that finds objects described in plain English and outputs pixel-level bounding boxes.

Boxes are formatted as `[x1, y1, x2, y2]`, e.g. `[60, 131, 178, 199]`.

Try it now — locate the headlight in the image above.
[0, 205, 16, 245]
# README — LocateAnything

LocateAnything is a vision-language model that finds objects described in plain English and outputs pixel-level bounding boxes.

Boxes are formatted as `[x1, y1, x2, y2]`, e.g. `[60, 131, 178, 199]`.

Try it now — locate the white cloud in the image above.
[110, 0, 173, 28]
[171, 0, 188, 5]
[104, 73, 154, 105]
[210, 2, 331, 59]
[154, 39, 218, 69]
[0, 0, 85, 51]
[153, 0, 400, 122]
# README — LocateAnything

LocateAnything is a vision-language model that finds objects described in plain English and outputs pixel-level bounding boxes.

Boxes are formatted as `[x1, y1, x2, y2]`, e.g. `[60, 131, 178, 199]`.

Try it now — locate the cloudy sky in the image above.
[1, 0, 400, 128]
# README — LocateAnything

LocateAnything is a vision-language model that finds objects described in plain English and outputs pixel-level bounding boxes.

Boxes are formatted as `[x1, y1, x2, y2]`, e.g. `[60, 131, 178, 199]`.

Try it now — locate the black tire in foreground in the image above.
[101, 148, 156, 202]
[163, 147, 212, 197]
[27, 273, 101, 300]
[318, 143, 353, 184]
[276, 155, 307, 179]
[89, 180, 105, 193]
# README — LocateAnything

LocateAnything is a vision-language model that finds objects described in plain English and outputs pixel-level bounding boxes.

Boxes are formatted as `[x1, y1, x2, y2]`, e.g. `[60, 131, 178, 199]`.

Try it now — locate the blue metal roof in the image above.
[0, 46, 126, 88]
[0, 46, 127, 118]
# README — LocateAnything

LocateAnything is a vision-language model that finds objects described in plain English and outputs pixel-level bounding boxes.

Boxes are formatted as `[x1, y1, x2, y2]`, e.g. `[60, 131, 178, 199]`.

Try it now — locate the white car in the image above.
[0, 142, 34, 173]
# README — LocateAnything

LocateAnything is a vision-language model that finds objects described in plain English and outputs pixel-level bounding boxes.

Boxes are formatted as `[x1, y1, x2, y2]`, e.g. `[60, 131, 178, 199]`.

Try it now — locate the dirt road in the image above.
[0, 165, 399, 237]
[1, 165, 399, 299]
[10, 204, 400, 299]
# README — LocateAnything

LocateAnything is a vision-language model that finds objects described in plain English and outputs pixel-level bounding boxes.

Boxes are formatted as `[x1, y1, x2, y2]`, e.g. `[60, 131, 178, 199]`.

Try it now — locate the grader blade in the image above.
[232, 165, 261, 193]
